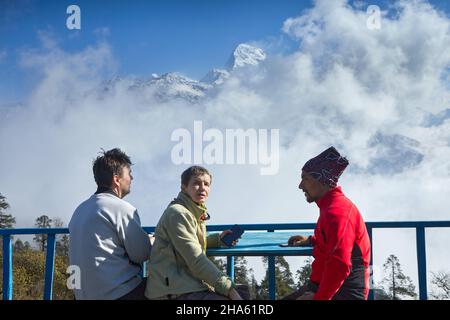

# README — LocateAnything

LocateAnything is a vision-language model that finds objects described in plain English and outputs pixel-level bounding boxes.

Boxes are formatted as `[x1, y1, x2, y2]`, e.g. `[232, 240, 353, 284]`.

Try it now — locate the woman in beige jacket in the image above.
[145, 166, 243, 300]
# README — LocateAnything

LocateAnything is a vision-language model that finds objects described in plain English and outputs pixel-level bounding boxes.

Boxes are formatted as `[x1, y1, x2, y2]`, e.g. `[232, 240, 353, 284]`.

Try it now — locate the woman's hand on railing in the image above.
[220, 229, 239, 246]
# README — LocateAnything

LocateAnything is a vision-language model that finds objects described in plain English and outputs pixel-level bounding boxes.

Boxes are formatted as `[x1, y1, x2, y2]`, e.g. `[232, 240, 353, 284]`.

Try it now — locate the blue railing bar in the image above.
[268, 256, 276, 300]
[142, 227, 156, 234]
[367, 227, 374, 300]
[227, 256, 235, 282]
[2, 221, 450, 236]
[207, 221, 450, 231]
[43, 234, 56, 300]
[2, 235, 13, 300]
[0, 228, 69, 235]
[416, 227, 427, 300]
[366, 221, 450, 228]
[0, 225, 315, 235]
[206, 224, 316, 232]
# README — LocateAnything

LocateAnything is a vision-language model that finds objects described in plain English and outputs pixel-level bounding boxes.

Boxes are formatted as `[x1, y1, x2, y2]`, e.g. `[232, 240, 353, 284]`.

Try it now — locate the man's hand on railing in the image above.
[288, 235, 311, 247]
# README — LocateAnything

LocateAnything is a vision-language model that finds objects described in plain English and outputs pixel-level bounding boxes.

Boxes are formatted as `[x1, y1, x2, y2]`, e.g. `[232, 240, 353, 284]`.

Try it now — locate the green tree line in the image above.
[1, 192, 74, 299]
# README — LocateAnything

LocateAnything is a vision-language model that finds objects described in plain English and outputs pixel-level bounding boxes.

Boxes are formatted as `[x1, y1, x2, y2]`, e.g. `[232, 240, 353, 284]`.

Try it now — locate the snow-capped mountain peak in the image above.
[226, 43, 266, 70]
[201, 68, 230, 85]
[144, 72, 211, 102]
[97, 44, 266, 103]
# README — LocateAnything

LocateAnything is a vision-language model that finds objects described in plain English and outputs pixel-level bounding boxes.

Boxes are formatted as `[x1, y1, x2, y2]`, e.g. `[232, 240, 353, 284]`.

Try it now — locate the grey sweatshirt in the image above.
[69, 192, 151, 300]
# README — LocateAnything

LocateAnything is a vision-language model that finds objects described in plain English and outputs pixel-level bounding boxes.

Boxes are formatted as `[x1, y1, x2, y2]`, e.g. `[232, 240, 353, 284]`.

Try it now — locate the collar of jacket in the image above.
[176, 191, 208, 221]
[315, 186, 343, 210]
[94, 186, 119, 198]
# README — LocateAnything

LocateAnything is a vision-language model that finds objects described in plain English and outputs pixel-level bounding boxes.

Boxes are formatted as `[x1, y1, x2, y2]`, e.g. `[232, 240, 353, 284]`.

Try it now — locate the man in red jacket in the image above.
[284, 146, 371, 300]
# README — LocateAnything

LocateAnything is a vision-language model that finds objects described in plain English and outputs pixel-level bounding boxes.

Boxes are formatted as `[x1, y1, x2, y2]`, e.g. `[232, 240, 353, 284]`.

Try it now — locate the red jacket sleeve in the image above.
[314, 211, 355, 300]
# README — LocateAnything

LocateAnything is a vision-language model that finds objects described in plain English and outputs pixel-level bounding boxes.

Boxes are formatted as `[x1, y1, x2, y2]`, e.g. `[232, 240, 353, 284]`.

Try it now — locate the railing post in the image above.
[227, 256, 235, 281]
[44, 234, 56, 300]
[140, 261, 147, 278]
[2, 235, 13, 300]
[416, 227, 427, 300]
[267, 228, 276, 300]
[367, 227, 374, 300]
[268, 256, 276, 300]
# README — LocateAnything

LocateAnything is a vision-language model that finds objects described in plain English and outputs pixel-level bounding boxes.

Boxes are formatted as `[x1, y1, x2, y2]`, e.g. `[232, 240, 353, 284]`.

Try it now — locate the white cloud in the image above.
[93, 27, 111, 37]
[1, 0, 449, 293]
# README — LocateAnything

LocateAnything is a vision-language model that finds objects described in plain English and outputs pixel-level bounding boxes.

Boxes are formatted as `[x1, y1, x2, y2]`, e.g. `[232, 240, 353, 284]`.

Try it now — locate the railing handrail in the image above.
[0, 227, 70, 235]
[2, 220, 450, 300]
[1, 220, 450, 235]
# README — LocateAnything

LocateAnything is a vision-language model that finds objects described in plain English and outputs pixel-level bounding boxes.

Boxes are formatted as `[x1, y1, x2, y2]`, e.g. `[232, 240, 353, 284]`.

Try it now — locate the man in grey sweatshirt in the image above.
[69, 148, 152, 300]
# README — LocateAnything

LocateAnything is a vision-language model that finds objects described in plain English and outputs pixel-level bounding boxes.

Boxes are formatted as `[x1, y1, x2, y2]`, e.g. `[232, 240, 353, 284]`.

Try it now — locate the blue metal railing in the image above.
[1, 221, 450, 300]
[204, 223, 315, 300]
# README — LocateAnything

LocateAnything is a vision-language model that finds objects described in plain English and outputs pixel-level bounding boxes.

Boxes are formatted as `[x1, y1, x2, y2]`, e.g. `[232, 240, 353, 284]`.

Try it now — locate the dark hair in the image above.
[93, 148, 132, 188]
[181, 166, 212, 186]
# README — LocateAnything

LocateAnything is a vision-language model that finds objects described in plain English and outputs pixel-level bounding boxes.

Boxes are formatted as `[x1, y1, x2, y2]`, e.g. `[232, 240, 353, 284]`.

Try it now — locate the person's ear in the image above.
[112, 175, 121, 188]
[321, 182, 330, 194]
[181, 184, 186, 192]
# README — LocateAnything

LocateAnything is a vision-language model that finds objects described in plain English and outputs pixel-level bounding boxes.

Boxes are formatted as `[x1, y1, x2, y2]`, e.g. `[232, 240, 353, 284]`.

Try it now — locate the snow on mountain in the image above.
[225, 43, 266, 70]
[201, 44, 266, 86]
[97, 73, 211, 103]
[201, 68, 230, 85]
[130, 72, 212, 102]
[96, 43, 266, 103]
[100, 76, 136, 94]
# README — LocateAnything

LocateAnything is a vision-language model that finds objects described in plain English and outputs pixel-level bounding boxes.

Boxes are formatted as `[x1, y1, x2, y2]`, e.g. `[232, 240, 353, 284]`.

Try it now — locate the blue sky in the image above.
[2, 0, 449, 104]
[0, 0, 312, 102]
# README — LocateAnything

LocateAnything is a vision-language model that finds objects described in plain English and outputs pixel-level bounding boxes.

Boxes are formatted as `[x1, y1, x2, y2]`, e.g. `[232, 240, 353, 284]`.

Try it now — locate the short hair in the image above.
[92, 148, 132, 188]
[181, 166, 212, 186]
